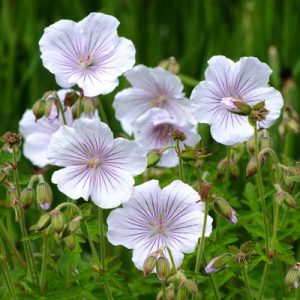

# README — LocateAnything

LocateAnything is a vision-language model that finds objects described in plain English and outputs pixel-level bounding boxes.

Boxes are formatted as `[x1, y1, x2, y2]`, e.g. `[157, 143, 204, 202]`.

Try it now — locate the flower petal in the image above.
[210, 110, 254, 145]
[52, 165, 91, 200]
[205, 56, 234, 95]
[232, 57, 272, 96]
[90, 168, 134, 208]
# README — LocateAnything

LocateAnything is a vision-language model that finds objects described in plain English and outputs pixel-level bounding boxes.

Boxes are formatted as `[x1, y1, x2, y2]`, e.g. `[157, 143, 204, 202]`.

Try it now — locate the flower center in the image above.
[221, 96, 242, 110]
[154, 124, 174, 143]
[154, 214, 166, 234]
[150, 94, 168, 107]
[80, 55, 94, 69]
[87, 157, 101, 168]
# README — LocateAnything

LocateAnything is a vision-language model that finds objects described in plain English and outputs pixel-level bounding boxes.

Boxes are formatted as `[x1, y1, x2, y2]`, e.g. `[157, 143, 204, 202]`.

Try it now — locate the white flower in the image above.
[113, 65, 194, 135]
[48, 118, 147, 209]
[134, 108, 200, 167]
[39, 12, 135, 97]
[19, 90, 77, 168]
[107, 179, 213, 271]
[191, 56, 284, 145]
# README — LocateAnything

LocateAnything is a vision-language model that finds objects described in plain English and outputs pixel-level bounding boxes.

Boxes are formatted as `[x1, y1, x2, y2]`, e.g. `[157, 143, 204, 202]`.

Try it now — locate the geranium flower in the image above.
[39, 13, 135, 97]
[113, 65, 194, 134]
[190, 56, 284, 145]
[134, 108, 200, 167]
[19, 89, 81, 168]
[47, 118, 147, 209]
[107, 179, 213, 270]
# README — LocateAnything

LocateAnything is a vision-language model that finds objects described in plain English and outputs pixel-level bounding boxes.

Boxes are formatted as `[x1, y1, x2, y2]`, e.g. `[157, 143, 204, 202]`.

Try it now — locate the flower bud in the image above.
[64, 235, 76, 251]
[179, 147, 208, 162]
[199, 181, 212, 200]
[143, 255, 157, 276]
[50, 209, 65, 233]
[259, 129, 271, 150]
[20, 187, 35, 210]
[283, 192, 296, 208]
[181, 279, 198, 295]
[246, 153, 266, 178]
[32, 99, 46, 119]
[177, 286, 188, 300]
[147, 150, 161, 168]
[59, 216, 82, 239]
[165, 284, 175, 300]
[213, 197, 237, 224]
[71, 101, 80, 119]
[63, 91, 79, 107]
[285, 265, 300, 289]
[82, 97, 97, 116]
[205, 253, 233, 273]
[1, 132, 22, 151]
[44, 98, 57, 119]
[156, 256, 170, 281]
[36, 182, 53, 210]
[159, 57, 180, 74]
[246, 137, 255, 154]
[35, 213, 51, 232]
[230, 159, 240, 179]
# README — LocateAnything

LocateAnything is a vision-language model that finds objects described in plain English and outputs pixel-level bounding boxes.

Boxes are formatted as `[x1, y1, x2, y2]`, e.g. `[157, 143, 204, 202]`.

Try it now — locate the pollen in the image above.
[87, 157, 101, 168]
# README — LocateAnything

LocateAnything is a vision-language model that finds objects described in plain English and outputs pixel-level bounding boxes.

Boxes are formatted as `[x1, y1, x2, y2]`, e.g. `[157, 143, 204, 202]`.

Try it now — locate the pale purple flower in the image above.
[205, 257, 220, 273]
[113, 65, 195, 135]
[47, 118, 147, 209]
[134, 108, 200, 167]
[19, 89, 77, 168]
[107, 180, 213, 271]
[39, 13, 135, 97]
[191, 56, 284, 145]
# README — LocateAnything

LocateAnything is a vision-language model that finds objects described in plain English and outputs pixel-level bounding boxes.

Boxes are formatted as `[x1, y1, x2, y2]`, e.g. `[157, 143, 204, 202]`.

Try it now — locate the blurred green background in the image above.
[1, 0, 299, 158]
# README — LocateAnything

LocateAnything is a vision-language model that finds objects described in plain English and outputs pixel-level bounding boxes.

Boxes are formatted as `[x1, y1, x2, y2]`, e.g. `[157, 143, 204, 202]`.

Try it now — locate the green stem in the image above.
[84, 221, 101, 267]
[98, 208, 113, 300]
[161, 281, 167, 300]
[270, 201, 280, 256]
[0, 238, 17, 299]
[279, 207, 289, 230]
[254, 126, 269, 253]
[258, 264, 269, 300]
[242, 264, 253, 300]
[223, 147, 231, 196]
[39, 234, 48, 293]
[179, 73, 199, 87]
[97, 99, 109, 125]
[194, 200, 209, 278]
[0, 222, 27, 270]
[12, 146, 39, 286]
[56, 96, 67, 125]
[165, 246, 177, 273]
[176, 140, 184, 182]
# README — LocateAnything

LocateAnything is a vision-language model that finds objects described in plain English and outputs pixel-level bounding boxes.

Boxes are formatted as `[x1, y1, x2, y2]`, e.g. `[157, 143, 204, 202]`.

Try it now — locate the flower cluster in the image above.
[16, 11, 285, 284]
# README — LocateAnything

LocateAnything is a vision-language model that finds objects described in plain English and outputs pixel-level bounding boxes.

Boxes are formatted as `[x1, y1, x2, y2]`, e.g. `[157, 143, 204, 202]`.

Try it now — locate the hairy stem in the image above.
[242, 264, 253, 300]
[39, 234, 48, 293]
[176, 139, 185, 182]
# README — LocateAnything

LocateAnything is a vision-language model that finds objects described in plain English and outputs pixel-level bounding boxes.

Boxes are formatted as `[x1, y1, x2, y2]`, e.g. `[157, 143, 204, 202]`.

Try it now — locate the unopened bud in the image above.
[177, 286, 188, 300]
[233, 100, 252, 115]
[143, 255, 157, 276]
[71, 101, 80, 119]
[82, 97, 97, 115]
[32, 99, 46, 119]
[213, 197, 237, 224]
[205, 253, 233, 273]
[285, 264, 300, 289]
[159, 57, 180, 74]
[259, 130, 271, 150]
[147, 150, 161, 168]
[64, 235, 76, 251]
[181, 279, 198, 295]
[156, 256, 170, 281]
[179, 147, 208, 162]
[246, 137, 255, 154]
[44, 98, 57, 118]
[199, 182, 212, 200]
[35, 213, 51, 232]
[59, 216, 82, 239]
[20, 187, 35, 210]
[246, 153, 266, 178]
[283, 192, 296, 208]
[1, 132, 22, 151]
[64, 91, 79, 107]
[230, 159, 240, 179]
[50, 209, 65, 233]
[165, 284, 175, 300]
[36, 182, 53, 210]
